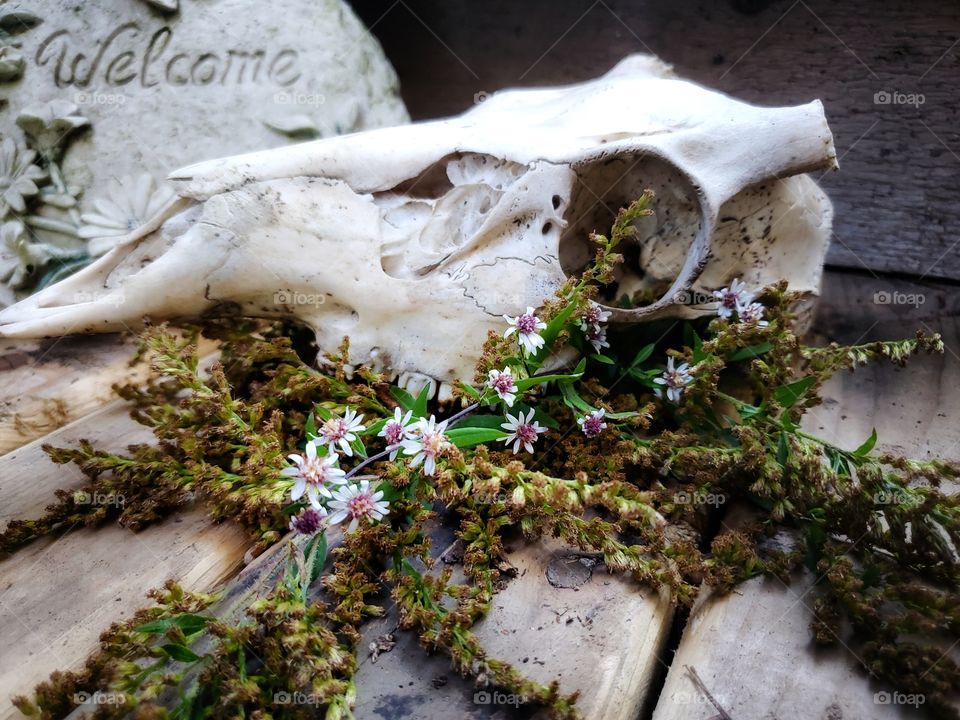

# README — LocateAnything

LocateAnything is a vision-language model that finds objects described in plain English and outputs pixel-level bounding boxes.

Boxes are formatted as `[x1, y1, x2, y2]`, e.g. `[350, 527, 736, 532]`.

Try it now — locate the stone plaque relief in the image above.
[0, 0, 409, 305]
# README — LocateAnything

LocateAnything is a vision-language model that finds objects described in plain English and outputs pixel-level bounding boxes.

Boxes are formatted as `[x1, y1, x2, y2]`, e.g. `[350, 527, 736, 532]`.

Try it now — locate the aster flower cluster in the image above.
[713, 278, 769, 327]
[284, 409, 390, 536]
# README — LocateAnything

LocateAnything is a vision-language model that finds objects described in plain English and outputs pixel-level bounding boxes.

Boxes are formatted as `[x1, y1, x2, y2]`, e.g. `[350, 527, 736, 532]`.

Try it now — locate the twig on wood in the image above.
[685, 664, 733, 720]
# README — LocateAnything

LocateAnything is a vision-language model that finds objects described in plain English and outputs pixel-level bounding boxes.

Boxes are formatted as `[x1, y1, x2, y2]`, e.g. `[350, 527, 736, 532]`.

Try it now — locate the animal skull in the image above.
[0, 55, 836, 399]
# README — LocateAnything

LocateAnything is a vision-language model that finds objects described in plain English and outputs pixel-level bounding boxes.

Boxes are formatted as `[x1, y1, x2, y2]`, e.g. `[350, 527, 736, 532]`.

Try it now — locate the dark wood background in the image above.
[352, 0, 960, 282]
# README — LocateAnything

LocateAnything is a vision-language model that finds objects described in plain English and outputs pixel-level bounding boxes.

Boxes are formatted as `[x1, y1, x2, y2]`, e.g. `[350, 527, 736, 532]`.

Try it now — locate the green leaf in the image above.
[413, 383, 431, 418]
[591, 353, 615, 365]
[161, 644, 202, 663]
[558, 380, 594, 413]
[776, 432, 790, 466]
[774, 376, 815, 409]
[726, 342, 774, 363]
[460, 383, 482, 400]
[171, 614, 213, 636]
[305, 412, 316, 438]
[630, 343, 655, 368]
[446, 427, 507, 448]
[389, 385, 416, 412]
[135, 618, 173, 635]
[349, 436, 367, 458]
[853, 428, 878, 457]
[451, 414, 505, 430]
[514, 359, 585, 391]
[362, 418, 387, 436]
[302, 533, 328, 600]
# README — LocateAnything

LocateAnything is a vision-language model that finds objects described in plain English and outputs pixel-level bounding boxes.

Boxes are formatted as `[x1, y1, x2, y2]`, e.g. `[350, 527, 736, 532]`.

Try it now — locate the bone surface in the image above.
[0, 54, 837, 388]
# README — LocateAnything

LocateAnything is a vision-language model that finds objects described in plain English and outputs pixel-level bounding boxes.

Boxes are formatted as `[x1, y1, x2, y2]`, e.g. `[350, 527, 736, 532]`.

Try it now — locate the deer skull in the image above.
[0, 55, 836, 399]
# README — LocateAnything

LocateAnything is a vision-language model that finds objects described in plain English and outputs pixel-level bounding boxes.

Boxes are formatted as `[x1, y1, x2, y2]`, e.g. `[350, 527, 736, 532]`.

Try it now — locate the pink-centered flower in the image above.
[653, 357, 693, 403]
[378, 407, 415, 459]
[401, 415, 452, 476]
[500, 408, 547, 454]
[486, 367, 518, 407]
[503, 306, 547, 355]
[737, 301, 769, 327]
[585, 324, 610, 353]
[713, 279, 751, 319]
[577, 409, 607, 438]
[289, 506, 328, 536]
[317, 408, 365, 457]
[327, 480, 390, 533]
[281, 440, 346, 507]
[580, 301, 611, 330]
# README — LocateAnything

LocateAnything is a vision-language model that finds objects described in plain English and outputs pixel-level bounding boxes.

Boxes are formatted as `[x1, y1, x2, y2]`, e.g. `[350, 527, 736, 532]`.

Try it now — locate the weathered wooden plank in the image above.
[353, 0, 960, 280]
[650, 270, 960, 719]
[0, 334, 147, 455]
[354, 538, 674, 719]
[0, 403, 250, 720]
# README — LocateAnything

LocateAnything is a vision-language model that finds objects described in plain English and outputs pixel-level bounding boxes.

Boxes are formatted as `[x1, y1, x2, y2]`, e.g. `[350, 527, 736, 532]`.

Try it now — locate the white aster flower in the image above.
[737, 300, 769, 327]
[281, 440, 346, 508]
[328, 479, 390, 533]
[401, 415, 451, 476]
[580, 301, 611, 330]
[577, 409, 607, 438]
[503, 306, 547, 355]
[585, 324, 610, 353]
[289, 506, 328, 536]
[316, 408, 366, 457]
[500, 408, 547, 454]
[486, 367, 519, 407]
[713, 278, 751, 319]
[378, 407, 414, 459]
[79, 174, 176, 256]
[653, 357, 694, 403]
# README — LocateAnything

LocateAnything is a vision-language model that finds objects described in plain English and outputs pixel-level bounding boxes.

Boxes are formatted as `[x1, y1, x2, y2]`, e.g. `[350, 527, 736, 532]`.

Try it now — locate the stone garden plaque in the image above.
[0, 0, 408, 304]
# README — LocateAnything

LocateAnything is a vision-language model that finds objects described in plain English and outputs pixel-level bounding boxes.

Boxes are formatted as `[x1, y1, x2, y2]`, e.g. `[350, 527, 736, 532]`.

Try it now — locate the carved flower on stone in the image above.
[16, 100, 90, 161]
[79, 174, 176, 257]
[0, 138, 45, 218]
[0, 45, 24, 82]
[0, 220, 61, 295]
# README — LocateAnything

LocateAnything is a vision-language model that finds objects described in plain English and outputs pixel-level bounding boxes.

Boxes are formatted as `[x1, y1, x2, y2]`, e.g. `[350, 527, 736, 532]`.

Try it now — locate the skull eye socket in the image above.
[559, 152, 702, 311]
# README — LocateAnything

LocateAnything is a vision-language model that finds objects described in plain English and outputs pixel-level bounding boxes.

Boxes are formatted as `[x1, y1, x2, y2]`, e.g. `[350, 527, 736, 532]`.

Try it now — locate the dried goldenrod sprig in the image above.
[8, 192, 959, 719]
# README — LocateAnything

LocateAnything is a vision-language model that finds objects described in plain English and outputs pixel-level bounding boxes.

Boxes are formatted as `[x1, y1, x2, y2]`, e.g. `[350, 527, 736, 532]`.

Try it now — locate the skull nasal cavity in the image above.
[559, 153, 701, 309]
[375, 153, 528, 280]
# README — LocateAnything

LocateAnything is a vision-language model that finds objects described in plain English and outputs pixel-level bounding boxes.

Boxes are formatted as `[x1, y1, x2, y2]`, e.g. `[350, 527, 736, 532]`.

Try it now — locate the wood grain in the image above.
[0, 334, 147, 455]
[354, 538, 674, 720]
[352, 0, 960, 281]
[0, 404, 250, 720]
